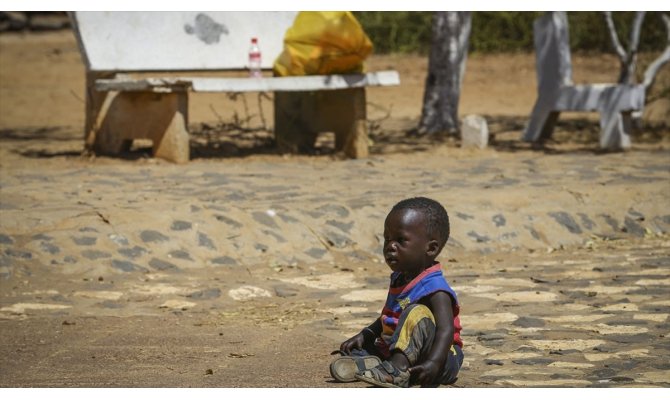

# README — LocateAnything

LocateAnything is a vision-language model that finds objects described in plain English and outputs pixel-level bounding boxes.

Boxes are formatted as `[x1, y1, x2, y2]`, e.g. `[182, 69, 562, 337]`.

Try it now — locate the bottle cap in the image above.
[251, 37, 258, 44]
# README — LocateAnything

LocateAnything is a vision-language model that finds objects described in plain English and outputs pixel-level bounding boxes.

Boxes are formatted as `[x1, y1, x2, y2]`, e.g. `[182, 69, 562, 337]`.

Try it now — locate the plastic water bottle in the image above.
[248, 37, 262, 78]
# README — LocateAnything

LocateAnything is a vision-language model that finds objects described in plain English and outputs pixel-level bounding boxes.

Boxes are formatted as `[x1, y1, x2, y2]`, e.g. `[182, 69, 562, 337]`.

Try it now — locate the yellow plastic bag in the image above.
[273, 11, 373, 76]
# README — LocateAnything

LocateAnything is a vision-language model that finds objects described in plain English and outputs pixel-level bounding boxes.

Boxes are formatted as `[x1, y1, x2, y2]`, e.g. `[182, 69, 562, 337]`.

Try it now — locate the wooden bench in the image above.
[69, 11, 400, 163]
[523, 12, 645, 150]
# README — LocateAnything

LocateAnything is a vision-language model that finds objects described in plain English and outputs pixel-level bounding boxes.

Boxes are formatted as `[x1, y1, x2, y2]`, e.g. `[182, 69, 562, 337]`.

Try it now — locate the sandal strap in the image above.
[381, 361, 399, 375]
[356, 360, 410, 388]
[354, 357, 369, 371]
[366, 363, 392, 382]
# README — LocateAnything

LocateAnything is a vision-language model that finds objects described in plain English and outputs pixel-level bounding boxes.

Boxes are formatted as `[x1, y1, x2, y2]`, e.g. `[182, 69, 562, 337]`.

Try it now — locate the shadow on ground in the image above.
[2, 114, 668, 161]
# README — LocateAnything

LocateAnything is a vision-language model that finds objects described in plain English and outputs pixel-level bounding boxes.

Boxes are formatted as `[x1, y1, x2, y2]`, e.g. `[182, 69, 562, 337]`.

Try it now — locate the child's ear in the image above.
[426, 239, 440, 257]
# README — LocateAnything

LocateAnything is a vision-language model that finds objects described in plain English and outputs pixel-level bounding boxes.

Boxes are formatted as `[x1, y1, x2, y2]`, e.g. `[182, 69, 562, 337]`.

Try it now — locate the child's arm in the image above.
[339, 318, 382, 355]
[409, 291, 455, 385]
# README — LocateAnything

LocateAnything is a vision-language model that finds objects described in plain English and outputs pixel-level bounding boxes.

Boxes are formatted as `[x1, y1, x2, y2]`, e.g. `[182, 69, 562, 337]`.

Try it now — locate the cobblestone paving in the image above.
[0, 148, 669, 387]
[1, 149, 668, 278]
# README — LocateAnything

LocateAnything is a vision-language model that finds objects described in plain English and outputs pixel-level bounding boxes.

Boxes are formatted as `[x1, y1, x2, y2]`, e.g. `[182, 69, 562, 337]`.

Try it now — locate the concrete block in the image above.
[274, 87, 368, 158]
[461, 114, 489, 149]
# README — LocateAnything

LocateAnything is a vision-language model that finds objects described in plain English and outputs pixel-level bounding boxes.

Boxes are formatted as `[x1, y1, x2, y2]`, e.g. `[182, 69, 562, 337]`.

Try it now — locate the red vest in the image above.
[380, 263, 463, 349]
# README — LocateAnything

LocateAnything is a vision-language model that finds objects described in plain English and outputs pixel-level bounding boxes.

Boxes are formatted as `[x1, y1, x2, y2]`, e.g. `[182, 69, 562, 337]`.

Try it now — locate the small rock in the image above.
[512, 358, 553, 366]
[5, 249, 32, 259]
[140, 230, 169, 243]
[72, 236, 97, 246]
[467, 231, 490, 243]
[305, 247, 327, 259]
[274, 286, 299, 298]
[227, 353, 254, 358]
[187, 288, 221, 299]
[461, 115, 489, 149]
[326, 219, 354, 233]
[168, 250, 193, 261]
[118, 246, 147, 259]
[228, 286, 272, 301]
[492, 214, 506, 227]
[214, 215, 243, 228]
[0, 234, 14, 244]
[211, 256, 237, 266]
[81, 250, 111, 260]
[148, 258, 179, 271]
[513, 316, 546, 328]
[171, 220, 192, 231]
[108, 234, 129, 246]
[40, 242, 60, 255]
[252, 211, 279, 229]
[159, 300, 196, 310]
[198, 232, 216, 250]
[111, 259, 148, 273]
[548, 212, 582, 234]
[478, 333, 506, 341]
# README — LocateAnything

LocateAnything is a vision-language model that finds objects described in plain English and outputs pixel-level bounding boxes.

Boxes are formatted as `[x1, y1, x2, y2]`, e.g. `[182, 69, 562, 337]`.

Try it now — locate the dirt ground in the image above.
[0, 30, 669, 389]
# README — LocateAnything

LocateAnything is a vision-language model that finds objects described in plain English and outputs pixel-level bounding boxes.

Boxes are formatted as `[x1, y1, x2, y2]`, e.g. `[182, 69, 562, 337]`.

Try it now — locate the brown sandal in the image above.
[355, 360, 411, 388]
[330, 353, 382, 383]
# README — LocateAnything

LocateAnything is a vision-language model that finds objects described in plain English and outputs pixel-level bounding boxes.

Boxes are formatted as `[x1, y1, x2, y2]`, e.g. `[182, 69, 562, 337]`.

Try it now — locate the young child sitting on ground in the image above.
[330, 197, 463, 388]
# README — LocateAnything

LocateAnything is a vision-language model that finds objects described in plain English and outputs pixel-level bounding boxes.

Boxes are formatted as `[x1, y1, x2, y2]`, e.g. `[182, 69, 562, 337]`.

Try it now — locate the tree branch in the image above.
[629, 12, 646, 54]
[643, 13, 670, 92]
[603, 11, 627, 61]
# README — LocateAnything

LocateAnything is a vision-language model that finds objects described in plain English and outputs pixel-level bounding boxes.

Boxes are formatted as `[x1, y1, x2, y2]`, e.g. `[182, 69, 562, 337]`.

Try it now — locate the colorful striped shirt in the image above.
[379, 263, 463, 349]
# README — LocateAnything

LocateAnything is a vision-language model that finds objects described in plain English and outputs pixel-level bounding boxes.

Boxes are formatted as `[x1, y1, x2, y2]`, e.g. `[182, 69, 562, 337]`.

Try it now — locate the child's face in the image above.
[383, 208, 436, 276]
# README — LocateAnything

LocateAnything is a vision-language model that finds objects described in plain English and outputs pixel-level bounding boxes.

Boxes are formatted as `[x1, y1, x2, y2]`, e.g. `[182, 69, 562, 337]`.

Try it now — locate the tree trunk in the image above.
[605, 12, 670, 128]
[418, 11, 472, 137]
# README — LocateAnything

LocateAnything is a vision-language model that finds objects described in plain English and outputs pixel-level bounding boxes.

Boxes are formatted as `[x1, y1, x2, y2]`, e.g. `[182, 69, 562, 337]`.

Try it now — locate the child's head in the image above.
[383, 197, 450, 274]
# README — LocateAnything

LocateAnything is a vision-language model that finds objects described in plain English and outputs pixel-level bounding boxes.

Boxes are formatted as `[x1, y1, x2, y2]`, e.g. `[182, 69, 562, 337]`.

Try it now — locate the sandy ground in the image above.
[0, 30, 669, 388]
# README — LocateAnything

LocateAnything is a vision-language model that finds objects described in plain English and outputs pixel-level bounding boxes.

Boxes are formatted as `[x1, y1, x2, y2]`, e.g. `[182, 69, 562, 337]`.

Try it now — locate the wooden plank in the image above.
[95, 71, 401, 93]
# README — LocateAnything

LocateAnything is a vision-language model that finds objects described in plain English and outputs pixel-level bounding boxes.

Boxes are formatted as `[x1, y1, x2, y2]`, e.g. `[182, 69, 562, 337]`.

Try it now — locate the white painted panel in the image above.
[71, 11, 298, 71]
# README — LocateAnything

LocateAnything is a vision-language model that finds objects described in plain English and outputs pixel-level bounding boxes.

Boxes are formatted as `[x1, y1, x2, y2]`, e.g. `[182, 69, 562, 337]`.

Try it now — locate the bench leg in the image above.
[91, 91, 190, 163]
[599, 110, 632, 150]
[523, 96, 560, 143]
[274, 91, 319, 153]
[599, 87, 634, 150]
[331, 88, 368, 159]
[273, 88, 368, 158]
[85, 71, 116, 150]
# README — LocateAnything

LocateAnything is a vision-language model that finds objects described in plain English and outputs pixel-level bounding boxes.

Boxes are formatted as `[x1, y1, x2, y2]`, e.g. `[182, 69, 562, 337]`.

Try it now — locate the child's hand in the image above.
[408, 359, 440, 386]
[339, 332, 365, 355]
